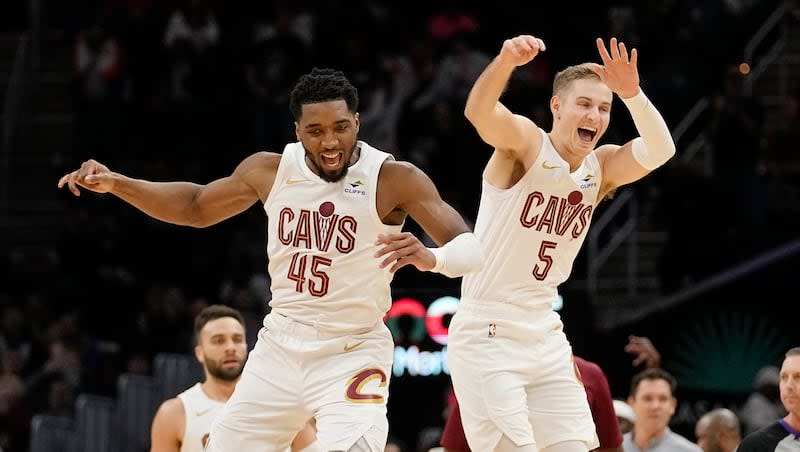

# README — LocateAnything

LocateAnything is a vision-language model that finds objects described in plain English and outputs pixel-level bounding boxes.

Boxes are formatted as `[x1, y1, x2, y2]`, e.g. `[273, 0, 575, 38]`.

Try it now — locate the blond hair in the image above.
[552, 63, 600, 96]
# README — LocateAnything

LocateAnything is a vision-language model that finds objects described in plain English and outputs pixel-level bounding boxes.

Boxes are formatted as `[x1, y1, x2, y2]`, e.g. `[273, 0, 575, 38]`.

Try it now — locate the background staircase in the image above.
[568, 0, 800, 331]
[750, 1, 800, 120]
[1, 24, 74, 266]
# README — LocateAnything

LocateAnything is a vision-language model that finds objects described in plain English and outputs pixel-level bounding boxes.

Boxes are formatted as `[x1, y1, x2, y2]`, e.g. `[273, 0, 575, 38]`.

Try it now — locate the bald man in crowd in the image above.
[694, 408, 741, 452]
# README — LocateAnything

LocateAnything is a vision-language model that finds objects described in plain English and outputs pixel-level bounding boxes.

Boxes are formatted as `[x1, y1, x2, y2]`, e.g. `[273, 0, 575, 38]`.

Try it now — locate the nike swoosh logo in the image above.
[344, 340, 366, 352]
[542, 161, 562, 170]
[195, 408, 212, 417]
[285, 177, 310, 185]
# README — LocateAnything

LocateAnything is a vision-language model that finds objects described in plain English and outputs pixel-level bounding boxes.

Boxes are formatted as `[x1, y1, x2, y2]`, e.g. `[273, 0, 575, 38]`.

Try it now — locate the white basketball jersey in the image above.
[264, 141, 403, 333]
[177, 383, 224, 452]
[462, 128, 602, 308]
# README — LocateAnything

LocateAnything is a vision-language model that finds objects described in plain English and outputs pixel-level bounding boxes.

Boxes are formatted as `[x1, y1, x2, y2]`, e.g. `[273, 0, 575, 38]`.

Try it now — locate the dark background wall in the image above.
[3, 0, 800, 451]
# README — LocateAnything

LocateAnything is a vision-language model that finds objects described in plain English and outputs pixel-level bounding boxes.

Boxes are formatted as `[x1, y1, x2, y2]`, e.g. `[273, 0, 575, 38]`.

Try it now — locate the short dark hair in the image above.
[193, 304, 245, 340]
[630, 367, 677, 398]
[289, 67, 359, 120]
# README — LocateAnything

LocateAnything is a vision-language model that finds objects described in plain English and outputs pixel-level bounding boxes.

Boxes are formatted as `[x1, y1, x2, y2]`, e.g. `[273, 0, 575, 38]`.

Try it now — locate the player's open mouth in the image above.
[578, 127, 596, 143]
[321, 151, 342, 168]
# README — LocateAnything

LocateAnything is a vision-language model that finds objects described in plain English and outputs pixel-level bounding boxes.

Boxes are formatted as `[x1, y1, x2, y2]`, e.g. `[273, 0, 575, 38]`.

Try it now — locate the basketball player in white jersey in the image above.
[447, 36, 676, 452]
[149, 304, 315, 452]
[58, 68, 483, 451]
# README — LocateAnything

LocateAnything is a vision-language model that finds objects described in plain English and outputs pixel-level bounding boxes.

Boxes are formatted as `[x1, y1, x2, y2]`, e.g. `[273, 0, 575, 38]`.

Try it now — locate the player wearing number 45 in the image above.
[57, 68, 483, 451]
[446, 35, 675, 452]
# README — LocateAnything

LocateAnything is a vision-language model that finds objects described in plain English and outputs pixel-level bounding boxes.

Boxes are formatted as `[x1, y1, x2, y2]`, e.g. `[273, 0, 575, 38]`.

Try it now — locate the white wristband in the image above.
[621, 90, 676, 170]
[428, 232, 484, 278]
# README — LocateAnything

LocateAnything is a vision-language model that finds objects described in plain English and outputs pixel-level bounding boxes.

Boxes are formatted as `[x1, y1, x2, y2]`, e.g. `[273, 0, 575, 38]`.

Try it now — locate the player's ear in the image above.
[194, 343, 204, 364]
[550, 95, 560, 119]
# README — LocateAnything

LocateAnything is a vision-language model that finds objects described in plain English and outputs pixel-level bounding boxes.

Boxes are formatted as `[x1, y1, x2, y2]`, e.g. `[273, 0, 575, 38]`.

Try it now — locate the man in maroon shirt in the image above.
[440, 356, 623, 452]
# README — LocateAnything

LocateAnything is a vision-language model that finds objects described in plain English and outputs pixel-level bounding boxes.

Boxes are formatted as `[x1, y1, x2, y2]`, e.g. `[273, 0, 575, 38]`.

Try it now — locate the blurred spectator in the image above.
[245, 5, 311, 151]
[615, 400, 636, 435]
[394, 37, 438, 155]
[412, 31, 489, 112]
[405, 100, 482, 220]
[147, 285, 193, 354]
[694, 408, 741, 452]
[0, 306, 33, 378]
[606, 6, 640, 49]
[425, 0, 479, 51]
[25, 335, 82, 397]
[160, 0, 222, 172]
[18, 333, 83, 451]
[225, 288, 264, 350]
[122, 310, 158, 375]
[739, 366, 787, 435]
[163, 0, 220, 103]
[386, 433, 410, 452]
[623, 368, 702, 451]
[72, 17, 125, 159]
[41, 371, 76, 417]
[417, 425, 444, 452]
[0, 348, 23, 417]
[0, 346, 25, 451]
[359, 51, 419, 155]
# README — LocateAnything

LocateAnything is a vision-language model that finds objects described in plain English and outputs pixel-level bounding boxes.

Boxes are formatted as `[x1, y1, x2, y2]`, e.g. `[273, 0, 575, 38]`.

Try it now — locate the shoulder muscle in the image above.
[233, 151, 281, 200]
[150, 397, 185, 452]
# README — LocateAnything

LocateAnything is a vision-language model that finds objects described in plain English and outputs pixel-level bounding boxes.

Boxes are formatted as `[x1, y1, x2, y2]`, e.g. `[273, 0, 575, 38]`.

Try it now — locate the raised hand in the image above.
[590, 37, 640, 99]
[499, 35, 546, 68]
[57, 159, 115, 196]
[624, 335, 661, 368]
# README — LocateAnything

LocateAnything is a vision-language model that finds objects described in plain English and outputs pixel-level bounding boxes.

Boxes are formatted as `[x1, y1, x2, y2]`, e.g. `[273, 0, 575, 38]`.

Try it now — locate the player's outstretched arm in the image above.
[464, 34, 544, 155]
[57, 153, 278, 227]
[591, 37, 675, 190]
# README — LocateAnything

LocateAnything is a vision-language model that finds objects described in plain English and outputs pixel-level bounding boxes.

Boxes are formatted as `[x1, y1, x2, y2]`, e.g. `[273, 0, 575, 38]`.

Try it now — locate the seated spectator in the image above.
[740, 366, 787, 435]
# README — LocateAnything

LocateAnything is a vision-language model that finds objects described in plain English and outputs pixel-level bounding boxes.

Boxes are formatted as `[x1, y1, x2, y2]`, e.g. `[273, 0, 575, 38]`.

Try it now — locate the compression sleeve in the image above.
[428, 232, 484, 278]
[621, 90, 676, 170]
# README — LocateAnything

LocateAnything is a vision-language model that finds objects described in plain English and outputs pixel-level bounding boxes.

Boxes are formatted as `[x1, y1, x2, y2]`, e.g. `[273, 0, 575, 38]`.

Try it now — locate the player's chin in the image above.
[218, 368, 244, 381]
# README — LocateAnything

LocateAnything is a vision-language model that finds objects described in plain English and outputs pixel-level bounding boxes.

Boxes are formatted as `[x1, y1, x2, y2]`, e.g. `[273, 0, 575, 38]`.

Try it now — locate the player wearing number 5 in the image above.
[57, 68, 483, 451]
[447, 35, 675, 452]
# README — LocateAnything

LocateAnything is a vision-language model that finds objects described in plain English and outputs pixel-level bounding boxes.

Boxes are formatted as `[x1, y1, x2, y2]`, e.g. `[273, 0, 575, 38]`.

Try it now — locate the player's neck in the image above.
[547, 131, 585, 173]
[201, 378, 238, 402]
[784, 412, 800, 433]
[348, 142, 361, 166]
